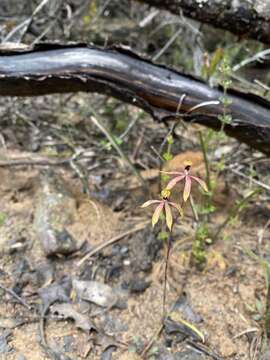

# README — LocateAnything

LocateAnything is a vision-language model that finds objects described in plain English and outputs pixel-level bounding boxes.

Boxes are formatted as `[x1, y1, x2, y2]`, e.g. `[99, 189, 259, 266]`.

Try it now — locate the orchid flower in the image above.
[141, 189, 183, 231]
[161, 161, 208, 202]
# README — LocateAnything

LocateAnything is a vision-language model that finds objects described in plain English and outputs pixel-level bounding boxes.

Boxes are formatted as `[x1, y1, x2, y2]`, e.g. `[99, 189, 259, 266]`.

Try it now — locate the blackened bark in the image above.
[137, 0, 270, 44]
[0, 43, 270, 155]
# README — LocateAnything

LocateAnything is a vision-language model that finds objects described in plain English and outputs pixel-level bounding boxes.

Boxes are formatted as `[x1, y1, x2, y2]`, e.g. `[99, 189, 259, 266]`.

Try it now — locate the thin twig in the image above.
[153, 28, 182, 61]
[141, 267, 190, 359]
[187, 340, 223, 360]
[141, 323, 164, 358]
[158, 93, 187, 158]
[0, 156, 72, 167]
[233, 48, 270, 72]
[0, 283, 32, 310]
[77, 221, 148, 266]
[230, 167, 270, 192]
[3, 0, 51, 43]
[187, 100, 220, 114]
[89, 108, 148, 190]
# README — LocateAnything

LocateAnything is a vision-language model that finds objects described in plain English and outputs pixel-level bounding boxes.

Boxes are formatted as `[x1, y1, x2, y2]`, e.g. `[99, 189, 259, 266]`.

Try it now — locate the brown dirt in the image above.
[0, 155, 269, 360]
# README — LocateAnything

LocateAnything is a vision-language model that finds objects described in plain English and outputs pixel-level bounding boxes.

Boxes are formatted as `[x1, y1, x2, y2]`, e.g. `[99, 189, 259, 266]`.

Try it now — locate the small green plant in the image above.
[196, 52, 235, 240]
[162, 134, 174, 162]
[0, 213, 6, 226]
[218, 55, 233, 131]
[190, 223, 209, 270]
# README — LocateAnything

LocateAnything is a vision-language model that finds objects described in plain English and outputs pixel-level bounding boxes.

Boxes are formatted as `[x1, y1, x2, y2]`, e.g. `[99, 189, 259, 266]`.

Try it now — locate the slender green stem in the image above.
[199, 131, 211, 192]
[266, 274, 270, 338]
[189, 194, 199, 223]
[163, 231, 172, 318]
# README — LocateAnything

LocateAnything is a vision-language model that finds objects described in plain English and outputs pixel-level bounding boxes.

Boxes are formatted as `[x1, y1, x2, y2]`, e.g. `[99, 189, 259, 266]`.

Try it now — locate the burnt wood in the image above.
[137, 0, 270, 44]
[0, 43, 270, 155]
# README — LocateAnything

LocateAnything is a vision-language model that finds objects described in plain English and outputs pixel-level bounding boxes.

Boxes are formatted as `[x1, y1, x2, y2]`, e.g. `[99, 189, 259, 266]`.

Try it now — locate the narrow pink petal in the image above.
[169, 202, 184, 218]
[190, 176, 208, 192]
[166, 175, 186, 190]
[165, 202, 173, 231]
[160, 171, 183, 176]
[141, 200, 161, 208]
[183, 175, 192, 202]
[152, 202, 164, 227]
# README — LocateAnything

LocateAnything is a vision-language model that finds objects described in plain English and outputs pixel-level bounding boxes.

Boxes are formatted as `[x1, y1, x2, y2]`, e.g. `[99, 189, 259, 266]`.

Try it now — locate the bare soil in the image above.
[0, 148, 269, 360]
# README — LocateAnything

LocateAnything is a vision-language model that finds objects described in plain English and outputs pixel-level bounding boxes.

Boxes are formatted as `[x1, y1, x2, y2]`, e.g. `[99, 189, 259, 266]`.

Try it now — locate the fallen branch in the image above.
[137, 0, 270, 44]
[77, 221, 148, 267]
[0, 43, 270, 155]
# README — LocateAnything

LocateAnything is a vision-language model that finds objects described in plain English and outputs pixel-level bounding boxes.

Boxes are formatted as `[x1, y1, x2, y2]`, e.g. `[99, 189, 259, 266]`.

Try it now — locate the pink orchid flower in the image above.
[161, 161, 208, 202]
[141, 189, 183, 231]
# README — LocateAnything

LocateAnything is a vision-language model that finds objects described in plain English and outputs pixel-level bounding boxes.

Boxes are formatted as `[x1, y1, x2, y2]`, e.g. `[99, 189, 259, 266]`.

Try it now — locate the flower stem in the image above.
[163, 230, 172, 318]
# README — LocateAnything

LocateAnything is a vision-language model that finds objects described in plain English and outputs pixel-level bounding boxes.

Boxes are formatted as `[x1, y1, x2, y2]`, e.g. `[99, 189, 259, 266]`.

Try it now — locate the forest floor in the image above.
[0, 95, 269, 360]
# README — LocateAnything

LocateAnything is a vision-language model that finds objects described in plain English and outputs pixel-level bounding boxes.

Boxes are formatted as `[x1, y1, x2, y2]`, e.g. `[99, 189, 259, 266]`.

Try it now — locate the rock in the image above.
[33, 169, 78, 256]
[174, 348, 207, 360]
[122, 277, 151, 293]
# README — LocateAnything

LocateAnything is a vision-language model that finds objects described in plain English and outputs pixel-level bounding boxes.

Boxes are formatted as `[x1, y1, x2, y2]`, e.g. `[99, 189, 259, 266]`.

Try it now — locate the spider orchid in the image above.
[161, 161, 208, 202]
[141, 189, 183, 231]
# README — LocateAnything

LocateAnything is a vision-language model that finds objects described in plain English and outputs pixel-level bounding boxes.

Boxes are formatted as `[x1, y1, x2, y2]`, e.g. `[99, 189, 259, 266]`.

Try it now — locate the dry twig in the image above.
[77, 221, 148, 267]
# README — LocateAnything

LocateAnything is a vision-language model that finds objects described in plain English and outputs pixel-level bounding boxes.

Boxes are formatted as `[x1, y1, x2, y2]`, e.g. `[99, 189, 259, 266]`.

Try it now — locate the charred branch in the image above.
[137, 0, 270, 44]
[0, 43, 269, 155]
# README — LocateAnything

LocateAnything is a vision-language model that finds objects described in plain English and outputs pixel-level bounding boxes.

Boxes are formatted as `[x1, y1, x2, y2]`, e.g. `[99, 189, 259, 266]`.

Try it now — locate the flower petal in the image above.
[166, 175, 186, 190]
[141, 200, 161, 208]
[165, 202, 173, 231]
[183, 175, 192, 202]
[190, 176, 208, 192]
[169, 202, 184, 218]
[152, 202, 164, 227]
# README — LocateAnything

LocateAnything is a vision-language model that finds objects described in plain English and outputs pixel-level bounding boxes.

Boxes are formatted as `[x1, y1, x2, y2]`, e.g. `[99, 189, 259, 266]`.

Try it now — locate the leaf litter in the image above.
[0, 134, 269, 359]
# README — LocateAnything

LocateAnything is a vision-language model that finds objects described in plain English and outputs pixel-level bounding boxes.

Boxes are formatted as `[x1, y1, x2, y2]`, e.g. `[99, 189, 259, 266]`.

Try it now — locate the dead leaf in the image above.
[72, 280, 117, 308]
[39, 281, 70, 308]
[50, 303, 96, 332]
